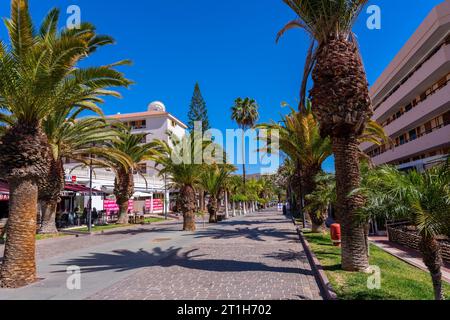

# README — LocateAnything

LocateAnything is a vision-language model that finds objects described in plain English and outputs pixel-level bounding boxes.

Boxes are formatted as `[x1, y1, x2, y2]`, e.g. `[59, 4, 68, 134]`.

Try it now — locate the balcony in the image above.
[374, 44, 450, 121]
[371, 122, 450, 166]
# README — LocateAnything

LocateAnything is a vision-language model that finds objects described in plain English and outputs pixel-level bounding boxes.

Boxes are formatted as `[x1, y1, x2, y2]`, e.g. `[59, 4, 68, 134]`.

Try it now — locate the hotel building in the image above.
[362, 1, 450, 171]
[63, 101, 187, 212]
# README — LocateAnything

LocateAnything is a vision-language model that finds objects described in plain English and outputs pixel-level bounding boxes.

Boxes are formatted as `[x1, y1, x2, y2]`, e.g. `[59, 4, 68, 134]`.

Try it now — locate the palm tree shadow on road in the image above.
[51, 246, 314, 276]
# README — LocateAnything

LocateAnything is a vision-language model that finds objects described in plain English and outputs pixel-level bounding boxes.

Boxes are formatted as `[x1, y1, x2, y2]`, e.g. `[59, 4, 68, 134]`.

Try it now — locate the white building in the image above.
[63, 101, 187, 213]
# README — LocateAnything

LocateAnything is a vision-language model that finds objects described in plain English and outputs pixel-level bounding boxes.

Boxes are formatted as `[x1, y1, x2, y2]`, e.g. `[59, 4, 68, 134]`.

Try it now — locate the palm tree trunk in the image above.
[419, 236, 444, 300]
[38, 158, 64, 234]
[242, 130, 246, 186]
[208, 197, 218, 223]
[232, 201, 236, 216]
[114, 169, 134, 225]
[39, 199, 58, 234]
[332, 135, 369, 272]
[224, 191, 229, 219]
[311, 215, 326, 233]
[117, 200, 130, 224]
[0, 178, 38, 288]
[181, 185, 196, 231]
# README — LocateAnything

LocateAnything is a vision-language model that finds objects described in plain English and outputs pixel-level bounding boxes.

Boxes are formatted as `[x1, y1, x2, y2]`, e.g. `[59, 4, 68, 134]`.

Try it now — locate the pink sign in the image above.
[145, 199, 164, 212]
[0, 194, 9, 201]
[103, 199, 134, 215]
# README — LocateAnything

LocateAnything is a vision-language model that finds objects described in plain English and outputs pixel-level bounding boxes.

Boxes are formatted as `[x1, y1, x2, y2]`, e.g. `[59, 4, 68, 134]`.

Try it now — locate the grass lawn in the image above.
[303, 231, 450, 300]
[35, 233, 69, 241]
[73, 224, 130, 233]
[144, 217, 166, 224]
[73, 217, 167, 233]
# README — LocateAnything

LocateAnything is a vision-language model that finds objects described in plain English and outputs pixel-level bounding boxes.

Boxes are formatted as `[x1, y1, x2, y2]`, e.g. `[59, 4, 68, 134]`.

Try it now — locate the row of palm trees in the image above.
[274, 0, 449, 300]
[258, 101, 388, 232]
[302, 161, 450, 300]
[152, 131, 277, 231]
[0, 0, 138, 287]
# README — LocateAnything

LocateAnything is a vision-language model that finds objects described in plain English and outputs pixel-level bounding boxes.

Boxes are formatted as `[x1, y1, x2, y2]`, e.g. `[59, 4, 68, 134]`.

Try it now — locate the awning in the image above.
[61, 183, 105, 196]
[0, 181, 104, 199]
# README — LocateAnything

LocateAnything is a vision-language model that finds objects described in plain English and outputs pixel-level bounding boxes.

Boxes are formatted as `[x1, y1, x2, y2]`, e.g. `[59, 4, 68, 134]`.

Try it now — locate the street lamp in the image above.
[164, 173, 168, 220]
[87, 155, 93, 233]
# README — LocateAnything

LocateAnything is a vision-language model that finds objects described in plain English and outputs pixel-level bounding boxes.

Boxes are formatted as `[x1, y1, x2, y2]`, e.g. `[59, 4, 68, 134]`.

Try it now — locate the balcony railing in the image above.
[369, 120, 450, 158]
[382, 76, 449, 127]
[373, 36, 450, 112]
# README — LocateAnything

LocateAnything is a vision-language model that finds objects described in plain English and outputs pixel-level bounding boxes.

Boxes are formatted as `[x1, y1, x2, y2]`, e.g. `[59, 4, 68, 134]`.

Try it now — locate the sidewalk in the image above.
[0, 210, 323, 300]
[370, 236, 450, 284]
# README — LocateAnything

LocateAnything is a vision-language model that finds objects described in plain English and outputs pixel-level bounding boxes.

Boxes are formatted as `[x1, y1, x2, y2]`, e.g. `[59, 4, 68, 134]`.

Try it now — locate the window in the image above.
[409, 129, 417, 141]
[437, 77, 447, 89]
[399, 134, 406, 145]
[405, 104, 412, 112]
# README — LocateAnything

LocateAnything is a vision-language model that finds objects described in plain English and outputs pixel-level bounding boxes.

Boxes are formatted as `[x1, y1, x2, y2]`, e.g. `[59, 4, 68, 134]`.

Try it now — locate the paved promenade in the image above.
[0, 210, 322, 300]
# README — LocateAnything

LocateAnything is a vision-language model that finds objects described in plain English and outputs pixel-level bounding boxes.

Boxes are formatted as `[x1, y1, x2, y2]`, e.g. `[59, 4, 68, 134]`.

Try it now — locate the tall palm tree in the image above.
[153, 133, 206, 231]
[200, 164, 236, 223]
[260, 102, 387, 231]
[231, 97, 259, 186]
[227, 175, 244, 216]
[358, 162, 450, 300]
[0, 1, 131, 287]
[258, 102, 332, 230]
[278, 0, 375, 271]
[97, 125, 158, 225]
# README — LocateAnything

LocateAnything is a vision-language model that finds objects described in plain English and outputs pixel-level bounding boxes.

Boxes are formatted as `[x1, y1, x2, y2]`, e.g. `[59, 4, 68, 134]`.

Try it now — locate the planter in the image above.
[388, 225, 450, 263]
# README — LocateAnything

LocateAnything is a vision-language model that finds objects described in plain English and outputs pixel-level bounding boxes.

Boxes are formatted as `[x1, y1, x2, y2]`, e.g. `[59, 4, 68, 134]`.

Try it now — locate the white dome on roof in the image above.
[148, 101, 166, 112]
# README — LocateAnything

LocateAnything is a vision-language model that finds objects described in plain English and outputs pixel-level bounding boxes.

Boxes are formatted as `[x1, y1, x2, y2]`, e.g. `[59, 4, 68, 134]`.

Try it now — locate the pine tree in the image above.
[187, 83, 210, 133]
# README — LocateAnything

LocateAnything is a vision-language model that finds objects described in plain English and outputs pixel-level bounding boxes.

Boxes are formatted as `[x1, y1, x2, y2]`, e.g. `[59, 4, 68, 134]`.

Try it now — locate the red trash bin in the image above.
[330, 223, 341, 247]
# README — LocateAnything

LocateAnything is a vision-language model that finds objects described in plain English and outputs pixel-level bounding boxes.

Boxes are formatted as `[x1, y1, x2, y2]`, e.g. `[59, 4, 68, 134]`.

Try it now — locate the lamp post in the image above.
[164, 173, 168, 220]
[87, 156, 93, 233]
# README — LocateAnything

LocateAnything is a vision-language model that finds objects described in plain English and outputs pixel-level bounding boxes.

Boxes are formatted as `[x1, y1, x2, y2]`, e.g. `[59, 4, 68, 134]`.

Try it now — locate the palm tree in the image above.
[358, 162, 450, 300]
[153, 133, 205, 231]
[231, 97, 259, 186]
[227, 175, 244, 217]
[278, 0, 373, 271]
[38, 112, 129, 234]
[304, 172, 336, 232]
[0, 1, 131, 288]
[200, 164, 236, 223]
[97, 125, 158, 225]
[258, 102, 332, 230]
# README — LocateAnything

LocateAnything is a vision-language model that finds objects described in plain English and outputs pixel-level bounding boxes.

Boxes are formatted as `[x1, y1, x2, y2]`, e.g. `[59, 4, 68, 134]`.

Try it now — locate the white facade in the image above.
[64, 101, 187, 197]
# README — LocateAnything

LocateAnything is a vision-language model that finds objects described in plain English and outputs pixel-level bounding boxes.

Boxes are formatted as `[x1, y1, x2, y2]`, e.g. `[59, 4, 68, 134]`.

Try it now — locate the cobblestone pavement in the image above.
[0, 210, 322, 300]
[90, 211, 323, 300]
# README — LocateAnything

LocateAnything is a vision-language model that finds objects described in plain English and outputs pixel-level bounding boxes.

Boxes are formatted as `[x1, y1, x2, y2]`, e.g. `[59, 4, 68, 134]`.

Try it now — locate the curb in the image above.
[294, 224, 338, 300]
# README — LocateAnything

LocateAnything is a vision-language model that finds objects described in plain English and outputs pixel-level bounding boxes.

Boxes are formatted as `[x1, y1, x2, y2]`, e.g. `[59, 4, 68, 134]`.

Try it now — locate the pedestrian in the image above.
[74, 207, 80, 226]
[92, 208, 98, 225]
[82, 207, 88, 225]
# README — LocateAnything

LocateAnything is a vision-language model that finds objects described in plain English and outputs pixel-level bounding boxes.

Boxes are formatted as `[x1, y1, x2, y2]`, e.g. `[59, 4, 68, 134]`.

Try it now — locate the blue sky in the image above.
[0, 0, 444, 173]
